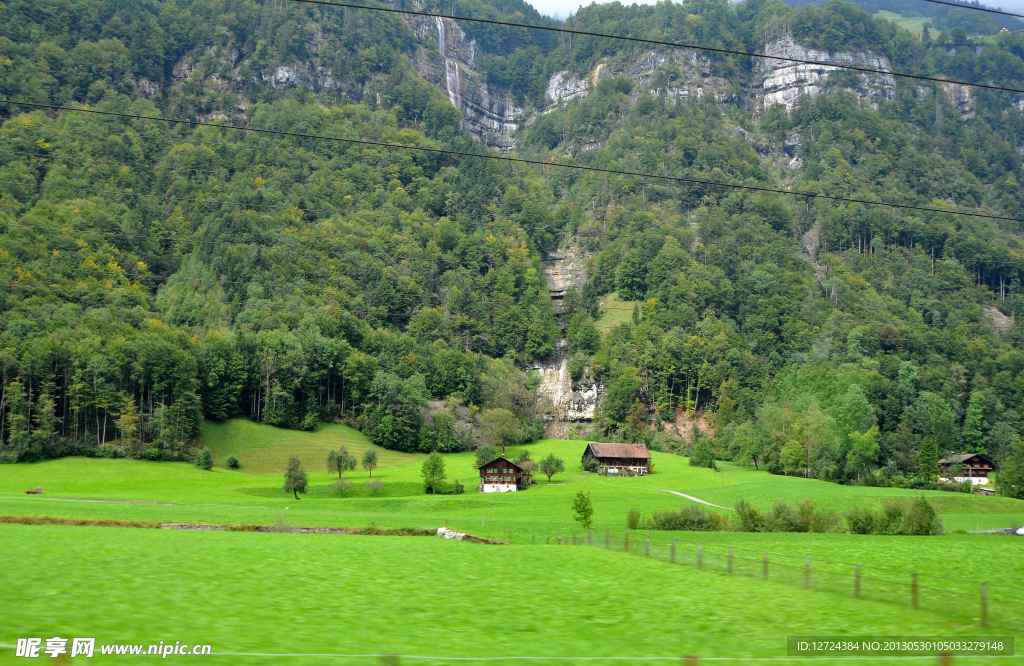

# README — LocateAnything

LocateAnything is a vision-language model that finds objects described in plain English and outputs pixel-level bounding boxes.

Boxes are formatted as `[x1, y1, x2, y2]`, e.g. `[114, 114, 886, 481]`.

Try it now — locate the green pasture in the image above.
[199, 419, 416, 474]
[875, 10, 930, 36]
[595, 292, 638, 336]
[1, 423, 1022, 543]
[1, 523, 1019, 666]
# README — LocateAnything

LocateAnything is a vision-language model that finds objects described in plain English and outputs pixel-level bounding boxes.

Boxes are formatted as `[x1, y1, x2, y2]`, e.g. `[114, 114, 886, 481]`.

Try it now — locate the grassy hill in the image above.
[199, 420, 415, 474]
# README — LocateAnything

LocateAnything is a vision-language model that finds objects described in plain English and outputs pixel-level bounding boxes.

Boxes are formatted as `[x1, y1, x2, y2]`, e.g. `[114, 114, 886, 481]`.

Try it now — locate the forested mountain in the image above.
[2, 0, 1024, 489]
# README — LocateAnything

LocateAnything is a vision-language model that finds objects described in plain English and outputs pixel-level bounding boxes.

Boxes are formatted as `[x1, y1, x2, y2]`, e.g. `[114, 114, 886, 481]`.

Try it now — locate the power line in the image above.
[288, 0, 1024, 96]
[2, 99, 1021, 224]
[919, 0, 1024, 20]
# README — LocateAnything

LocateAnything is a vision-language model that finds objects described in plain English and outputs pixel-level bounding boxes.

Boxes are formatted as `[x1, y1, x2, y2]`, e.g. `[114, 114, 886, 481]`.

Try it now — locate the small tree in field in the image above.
[539, 453, 565, 481]
[365, 477, 384, 497]
[572, 490, 594, 528]
[332, 478, 353, 497]
[422, 451, 447, 494]
[283, 456, 308, 499]
[194, 447, 214, 470]
[362, 448, 379, 477]
[327, 446, 357, 479]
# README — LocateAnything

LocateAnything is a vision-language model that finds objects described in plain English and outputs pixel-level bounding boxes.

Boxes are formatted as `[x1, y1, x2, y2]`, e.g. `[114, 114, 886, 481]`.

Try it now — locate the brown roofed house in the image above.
[938, 453, 994, 486]
[477, 454, 524, 493]
[582, 442, 651, 476]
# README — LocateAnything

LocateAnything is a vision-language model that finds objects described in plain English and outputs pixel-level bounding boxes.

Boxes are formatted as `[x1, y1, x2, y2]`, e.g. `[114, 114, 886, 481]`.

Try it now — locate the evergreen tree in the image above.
[962, 391, 988, 453]
[917, 436, 940, 483]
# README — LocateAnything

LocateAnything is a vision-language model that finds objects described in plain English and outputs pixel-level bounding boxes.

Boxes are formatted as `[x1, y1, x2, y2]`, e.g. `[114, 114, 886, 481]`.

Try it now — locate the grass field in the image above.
[875, 10, 930, 36]
[200, 419, 414, 474]
[3, 421, 1023, 664]
[2, 523, 1020, 665]
[594, 292, 638, 336]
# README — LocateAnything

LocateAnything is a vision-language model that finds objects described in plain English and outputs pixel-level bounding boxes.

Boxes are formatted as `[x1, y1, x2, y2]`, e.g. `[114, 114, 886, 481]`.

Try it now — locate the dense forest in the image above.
[1, 0, 1024, 492]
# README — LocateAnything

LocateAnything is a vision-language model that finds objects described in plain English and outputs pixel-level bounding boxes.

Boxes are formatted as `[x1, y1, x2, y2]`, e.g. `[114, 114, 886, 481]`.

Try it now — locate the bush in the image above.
[905, 495, 944, 535]
[626, 508, 642, 530]
[733, 499, 763, 532]
[846, 506, 876, 534]
[194, 447, 213, 470]
[226, 455, 240, 469]
[647, 505, 723, 531]
[452, 479, 465, 494]
[582, 456, 599, 473]
[876, 500, 906, 535]
[688, 438, 717, 470]
[763, 500, 805, 532]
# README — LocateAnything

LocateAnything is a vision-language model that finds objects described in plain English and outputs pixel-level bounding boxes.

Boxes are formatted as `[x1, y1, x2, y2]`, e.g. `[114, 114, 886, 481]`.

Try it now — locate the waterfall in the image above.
[435, 16, 460, 109]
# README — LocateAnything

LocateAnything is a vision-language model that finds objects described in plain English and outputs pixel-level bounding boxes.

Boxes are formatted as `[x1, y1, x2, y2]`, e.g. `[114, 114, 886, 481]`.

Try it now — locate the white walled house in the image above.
[477, 454, 523, 493]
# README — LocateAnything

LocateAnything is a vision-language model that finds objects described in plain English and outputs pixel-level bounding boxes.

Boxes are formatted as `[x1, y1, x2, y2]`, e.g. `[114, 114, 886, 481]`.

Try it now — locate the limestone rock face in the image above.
[545, 50, 729, 109]
[756, 36, 895, 111]
[410, 15, 523, 153]
[543, 250, 590, 307]
[531, 340, 602, 422]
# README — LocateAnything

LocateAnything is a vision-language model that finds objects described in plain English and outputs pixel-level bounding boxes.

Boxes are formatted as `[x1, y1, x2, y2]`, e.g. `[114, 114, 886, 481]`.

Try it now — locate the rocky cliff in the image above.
[410, 15, 523, 153]
[545, 50, 730, 109]
[755, 36, 896, 111]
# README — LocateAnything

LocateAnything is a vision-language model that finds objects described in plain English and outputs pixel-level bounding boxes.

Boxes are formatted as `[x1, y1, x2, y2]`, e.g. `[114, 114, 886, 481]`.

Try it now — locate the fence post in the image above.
[588, 529, 593, 546]
[558, 534, 563, 545]
[624, 531, 630, 553]
[980, 582, 988, 628]
[937, 654, 952, 666]
[804, 558, 811, 590]
[573, 531, 576, 546]
[763, 552, 769, 580]
[682, 656, 699, 666]
[670, 538, 676, 563]
[911, 573, 919, 610]
[532, 535, 536, 545]
[605, 529, 610, 549]
[728, 547, 733, 574]
[854, 564, 861, 598]
[509, 531, 512, 544]
[697, 542, 703, 568]
[645, 534, 650, 557]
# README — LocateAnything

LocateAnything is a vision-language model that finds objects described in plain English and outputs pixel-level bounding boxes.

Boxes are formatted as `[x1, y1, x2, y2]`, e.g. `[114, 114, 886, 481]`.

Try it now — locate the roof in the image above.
[477, 455, 522, 471]
[584, 442, 652, 460]
[938, 453, 994, 466]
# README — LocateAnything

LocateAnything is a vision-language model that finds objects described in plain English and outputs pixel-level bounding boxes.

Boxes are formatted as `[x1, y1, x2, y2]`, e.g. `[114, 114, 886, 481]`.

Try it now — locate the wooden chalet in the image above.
[582, 442, 651, 476]
[939, 453, 994, 485]
[477, 454, 523, 493]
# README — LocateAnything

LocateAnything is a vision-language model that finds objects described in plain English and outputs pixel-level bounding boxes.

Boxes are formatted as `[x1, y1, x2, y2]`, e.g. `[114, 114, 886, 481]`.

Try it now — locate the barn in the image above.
[582, 442, 651, 476]
[939, 453, 995, 485]
[477, 454, 523, 493]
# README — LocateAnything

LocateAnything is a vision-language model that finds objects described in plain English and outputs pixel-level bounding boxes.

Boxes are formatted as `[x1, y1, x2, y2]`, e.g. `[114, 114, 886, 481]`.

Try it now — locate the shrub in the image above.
[194, 447, 213, 470]
[688, 438, 717, 470]
[763, 500, 805, 532]
[905, 496, 944, 535]
[733, 499, 763, 532]
[846, 506, 876, 534]
[647, 505, 723, 531]
[582, 456, 599, 473]
[876, 500, 906, 535]
[226, 455, 240, 469]
[452, 479, 465, 494]
[626, 508, 642, 530]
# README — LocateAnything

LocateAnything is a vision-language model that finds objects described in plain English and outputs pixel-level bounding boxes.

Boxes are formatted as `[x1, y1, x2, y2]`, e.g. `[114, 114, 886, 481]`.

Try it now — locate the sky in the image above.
[527, 0, 1024, 22]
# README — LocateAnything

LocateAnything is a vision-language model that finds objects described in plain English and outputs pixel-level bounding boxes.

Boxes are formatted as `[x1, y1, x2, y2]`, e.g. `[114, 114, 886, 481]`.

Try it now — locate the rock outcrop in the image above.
[756, 36, 895, 111]
[411, 15, 523, 152]
[530, 340, 602, 422]
[545, 50, 729, 109]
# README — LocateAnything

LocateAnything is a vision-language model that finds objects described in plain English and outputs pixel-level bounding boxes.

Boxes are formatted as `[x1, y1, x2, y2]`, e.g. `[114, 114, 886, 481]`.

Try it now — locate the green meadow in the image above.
[2, 420, 1023, 663]
[1, 523, 1020, 666]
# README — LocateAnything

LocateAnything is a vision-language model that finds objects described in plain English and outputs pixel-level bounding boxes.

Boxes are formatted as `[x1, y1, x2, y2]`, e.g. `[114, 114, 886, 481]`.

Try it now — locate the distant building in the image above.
[582, 442, 651, 476]
[478, 454, 523, 493]
[938, 453, 994, 485]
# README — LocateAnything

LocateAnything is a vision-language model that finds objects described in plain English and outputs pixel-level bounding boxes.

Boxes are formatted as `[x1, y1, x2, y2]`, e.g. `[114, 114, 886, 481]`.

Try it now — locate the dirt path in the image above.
[651, 489, 734, 511]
